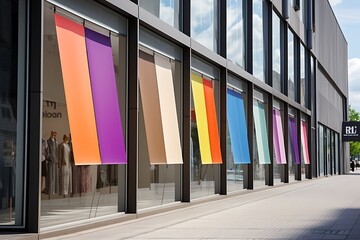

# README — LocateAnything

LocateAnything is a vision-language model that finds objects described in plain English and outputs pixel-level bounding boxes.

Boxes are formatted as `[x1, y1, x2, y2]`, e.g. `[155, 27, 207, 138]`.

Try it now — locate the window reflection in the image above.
[288, 30, 295, 100]
[253, 0, 265, 81]
[227, 0, 244, 67]
[0, 0, 26, 226]
[139, 0, 181, 30]
[272, 12, 281, 92]
[191, 0, 218, 52]
[300, 44, 306, 106]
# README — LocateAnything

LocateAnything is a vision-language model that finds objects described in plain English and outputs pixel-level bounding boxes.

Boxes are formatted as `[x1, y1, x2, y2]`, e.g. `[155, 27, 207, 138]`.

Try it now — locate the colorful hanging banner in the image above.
[54, 13, 101, 165]
[227, 88, 251, 164]
[138, 51, 183, 165]
[289, 116, 300, 164]
[253, 101, 271, 164]
[154, 54, 183, 164]
[191, 73, 212, 164]
[139, 51, 167, 164]
[203, 78, 222, 164]
[301, 120, 310, 164]
[273, 109, 287, 164]
[85, 27, 126, 164]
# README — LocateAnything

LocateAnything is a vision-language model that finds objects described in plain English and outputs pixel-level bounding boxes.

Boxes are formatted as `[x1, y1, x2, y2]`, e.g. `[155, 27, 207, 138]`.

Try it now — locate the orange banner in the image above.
[54, 14, 101, 165]
[203, 78, 222, 164]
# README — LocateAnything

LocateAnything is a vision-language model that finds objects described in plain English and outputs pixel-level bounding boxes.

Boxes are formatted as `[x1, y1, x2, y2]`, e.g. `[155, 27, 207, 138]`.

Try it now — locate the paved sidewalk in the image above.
[3, 172, 360, 240]
[42, 171, 360, 240]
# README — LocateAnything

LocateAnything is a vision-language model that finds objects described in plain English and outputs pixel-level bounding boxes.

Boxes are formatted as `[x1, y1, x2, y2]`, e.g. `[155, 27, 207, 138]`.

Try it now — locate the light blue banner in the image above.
[253, 101, 271, 164]
[227, 89, 251, 164]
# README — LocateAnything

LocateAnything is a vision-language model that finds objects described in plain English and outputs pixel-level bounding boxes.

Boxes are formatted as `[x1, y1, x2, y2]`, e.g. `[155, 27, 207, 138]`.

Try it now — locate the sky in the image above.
[329, 0, 360, 113]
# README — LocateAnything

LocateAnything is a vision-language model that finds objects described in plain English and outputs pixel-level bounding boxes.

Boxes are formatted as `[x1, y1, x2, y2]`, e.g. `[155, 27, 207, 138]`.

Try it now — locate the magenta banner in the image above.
[273, 109, 286, 164]
[85, 28, 126, 164]
[273, 110, 281, 164]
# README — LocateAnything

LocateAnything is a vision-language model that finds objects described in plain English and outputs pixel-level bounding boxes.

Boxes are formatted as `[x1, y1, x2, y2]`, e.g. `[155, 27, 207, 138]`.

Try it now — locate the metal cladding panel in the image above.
[314, 0, 348, 98]
[317, 69, 343, 133]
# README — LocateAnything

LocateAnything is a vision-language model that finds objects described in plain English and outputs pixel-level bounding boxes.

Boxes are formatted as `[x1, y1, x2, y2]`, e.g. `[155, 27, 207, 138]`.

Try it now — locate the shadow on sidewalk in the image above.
[293, 208, 360, 240]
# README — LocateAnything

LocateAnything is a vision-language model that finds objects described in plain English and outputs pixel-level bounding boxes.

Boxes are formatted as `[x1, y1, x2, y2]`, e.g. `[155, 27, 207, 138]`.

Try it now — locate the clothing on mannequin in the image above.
[41, 138, 48, 192]
[46, 130, 59, 195]
[58, 134, 72, 196]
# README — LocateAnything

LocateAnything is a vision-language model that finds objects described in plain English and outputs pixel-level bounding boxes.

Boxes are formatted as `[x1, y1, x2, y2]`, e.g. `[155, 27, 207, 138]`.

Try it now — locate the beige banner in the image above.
[154, 54, 183, 164]
[139, 51, 167, 164]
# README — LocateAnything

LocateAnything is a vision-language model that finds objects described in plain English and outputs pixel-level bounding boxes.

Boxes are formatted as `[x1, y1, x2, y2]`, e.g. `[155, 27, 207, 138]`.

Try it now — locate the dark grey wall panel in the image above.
[314, 0, 348, 97]
[317, 69, 343, 133]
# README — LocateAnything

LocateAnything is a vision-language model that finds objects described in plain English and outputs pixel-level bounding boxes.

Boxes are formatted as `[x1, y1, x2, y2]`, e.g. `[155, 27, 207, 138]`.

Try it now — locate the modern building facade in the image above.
[0, 0, 348, 235]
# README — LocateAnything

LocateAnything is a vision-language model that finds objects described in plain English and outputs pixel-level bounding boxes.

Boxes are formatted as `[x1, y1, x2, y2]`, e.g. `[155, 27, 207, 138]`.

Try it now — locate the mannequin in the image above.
[58, 135, 72, 196]
[41, 138, 48, 192]
[46, 131, 59, 196]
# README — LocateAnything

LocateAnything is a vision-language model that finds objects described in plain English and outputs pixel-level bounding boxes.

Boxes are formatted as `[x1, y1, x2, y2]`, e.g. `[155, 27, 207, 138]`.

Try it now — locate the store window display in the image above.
[138, 28, 183, 209]
[190, 56, 222, 199]
[45, 131, 59, 196]
[253, 90, 270, 188]
[226, 75, 250, 192]
[41, 1, 127, 227]
[273, 99, 286, 184]
[58, 134, 72, 197]
[288, 107, 299, 182]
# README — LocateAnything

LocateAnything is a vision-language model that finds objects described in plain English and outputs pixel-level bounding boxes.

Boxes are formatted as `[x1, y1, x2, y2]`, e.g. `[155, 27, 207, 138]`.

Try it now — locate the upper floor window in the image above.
[253, 0, 265, 82]
[139, 0, 182, 30]
[227, 0, 245, 67]
[191, 0, 219, 52]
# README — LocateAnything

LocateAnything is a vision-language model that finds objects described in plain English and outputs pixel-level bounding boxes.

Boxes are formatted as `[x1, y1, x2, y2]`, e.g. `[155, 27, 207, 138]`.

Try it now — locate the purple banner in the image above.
[289, 117, 300, 164]
[85, 28, 126, 164]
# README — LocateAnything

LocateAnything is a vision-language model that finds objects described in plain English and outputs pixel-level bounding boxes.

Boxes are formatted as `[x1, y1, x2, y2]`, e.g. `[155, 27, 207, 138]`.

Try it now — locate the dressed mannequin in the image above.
[41, 138, 48, 192]
[46, 131, 59, 195]
[58, 135, 72, 196]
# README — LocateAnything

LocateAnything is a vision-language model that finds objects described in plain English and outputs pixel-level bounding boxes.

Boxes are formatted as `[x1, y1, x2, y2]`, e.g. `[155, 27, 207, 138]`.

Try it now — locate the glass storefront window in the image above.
[139, 0, 182, 30]
[190, 56, 221, 199]
[318, 124, 324, 176]
[253, 90, 270, 188]
[253, 0, 265, 81]
[191, 0, 218, 52]
[41, 2, 127, 227]
[300, 114, 309, 180]
[226, 75, 249, 192]
[138, 28, 183, 209]
[272, 11, 281, 92]
[288, 30, 295, 101]
[317, 124, 340, 177]
[227, 0, 245, 68]
[0, 0, 26, 226]
[326, 128, 331, 175]
[288, 107, 298, 182]
[335, 133, 339, 174]
[310, 56, 315, 115]
[331, 131, 336, 175]
[300, 44, 306, 107]
[273, 99, 286, 185]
